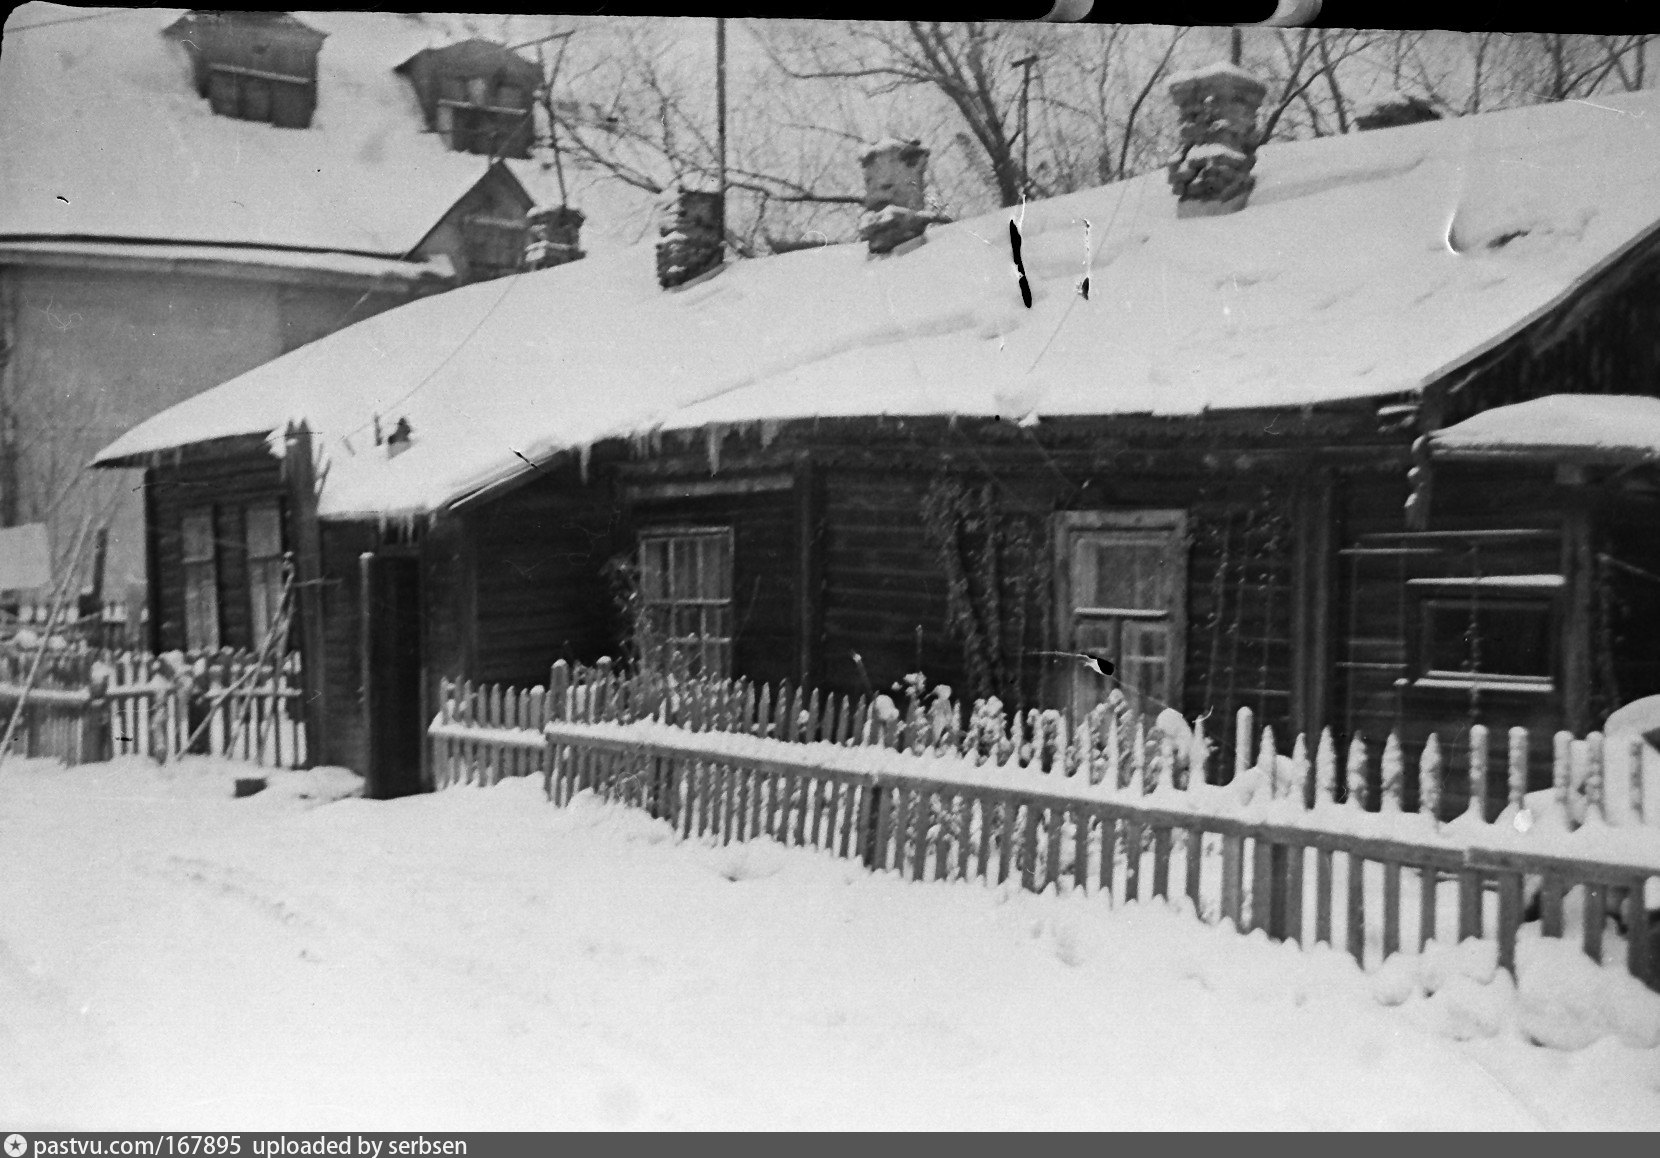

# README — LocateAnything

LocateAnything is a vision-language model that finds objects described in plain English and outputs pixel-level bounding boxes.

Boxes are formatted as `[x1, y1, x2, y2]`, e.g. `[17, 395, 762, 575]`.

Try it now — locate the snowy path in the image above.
[3, 757, 1659, 1130]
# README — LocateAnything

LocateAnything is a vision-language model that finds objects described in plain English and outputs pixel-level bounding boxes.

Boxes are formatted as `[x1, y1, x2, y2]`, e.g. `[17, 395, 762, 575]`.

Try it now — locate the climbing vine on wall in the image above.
[919, 475, 1049, 710]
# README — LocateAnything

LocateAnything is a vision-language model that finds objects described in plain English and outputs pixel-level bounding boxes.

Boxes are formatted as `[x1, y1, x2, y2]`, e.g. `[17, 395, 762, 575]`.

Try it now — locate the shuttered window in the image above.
[638, 528, 734, 679]
[245, 502, 287, 647]
[181, 510, 221, 652]
[1055, 511, 1187, 717]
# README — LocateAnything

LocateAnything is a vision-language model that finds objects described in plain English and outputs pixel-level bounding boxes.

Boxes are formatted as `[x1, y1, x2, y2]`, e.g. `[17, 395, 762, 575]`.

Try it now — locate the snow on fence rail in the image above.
[0, 644, 306, 768]
[428, 660, 1660, 990]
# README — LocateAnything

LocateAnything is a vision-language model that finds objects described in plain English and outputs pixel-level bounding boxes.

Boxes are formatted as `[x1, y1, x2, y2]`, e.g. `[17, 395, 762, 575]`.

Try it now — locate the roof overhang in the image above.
[0, 238, 454, 293]
[1428, 394, 1660, 467]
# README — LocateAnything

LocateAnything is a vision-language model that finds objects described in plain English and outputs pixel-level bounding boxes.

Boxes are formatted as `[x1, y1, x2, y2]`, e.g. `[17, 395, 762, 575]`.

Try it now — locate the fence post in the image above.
[1345, 734, 1368, 810]
[1465, 723, 1489, 822]
[1420, 733, 1442, 823]
[1507, 727, 1528, 818]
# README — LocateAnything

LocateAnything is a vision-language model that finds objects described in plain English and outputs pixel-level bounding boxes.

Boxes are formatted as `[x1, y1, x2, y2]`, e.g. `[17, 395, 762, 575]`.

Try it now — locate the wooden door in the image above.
[360, 552, 424, 799]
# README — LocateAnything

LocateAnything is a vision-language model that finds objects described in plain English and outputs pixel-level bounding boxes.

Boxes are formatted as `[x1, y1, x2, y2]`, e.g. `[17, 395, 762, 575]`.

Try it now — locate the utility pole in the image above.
[1231, 27, 1244, 66]
[0, 277, 18, 527]
[716, 17, 728, 239]
[1012, 53, 1038, 198]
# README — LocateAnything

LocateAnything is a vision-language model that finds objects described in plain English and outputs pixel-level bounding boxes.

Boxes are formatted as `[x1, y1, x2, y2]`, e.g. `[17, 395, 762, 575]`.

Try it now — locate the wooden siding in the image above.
[464, 458, 622, 686]
[146, 439, 284, 653]
[316, 521, 375, 772]
[626, 484, 802, 690]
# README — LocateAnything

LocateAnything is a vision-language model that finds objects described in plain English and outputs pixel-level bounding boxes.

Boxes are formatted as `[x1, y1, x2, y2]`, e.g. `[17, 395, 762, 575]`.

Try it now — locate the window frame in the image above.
[180, 508, 221, 653]
[1406, 577, 1560, 694]
[244, 501, 287, 649]
[1052, 509, 1189, 717]
[637, 526, 735, 680]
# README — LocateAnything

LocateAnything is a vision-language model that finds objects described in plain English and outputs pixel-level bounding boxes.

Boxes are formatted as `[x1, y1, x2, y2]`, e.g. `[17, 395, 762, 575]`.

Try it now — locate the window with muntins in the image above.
[181, 509, 221, 652]
[639, 529, 734, 679]
[1409, 578, 1559, 691]
[1055, 511, 1187, 717]
[461, 214, 529, 281]
[168, 12, 323, 129]
[245, 502, 286, 648]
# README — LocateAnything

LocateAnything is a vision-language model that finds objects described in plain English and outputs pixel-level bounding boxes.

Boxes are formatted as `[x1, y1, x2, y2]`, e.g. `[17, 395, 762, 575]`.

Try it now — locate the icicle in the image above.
[760, 419, 782, 448]
[706, 423, 724, 475]
[1629, 734, 1646, 825]
[578, 442, 592, 484]
[1316, 728, 1337, 805]
[1346, 734, 1368, 809]
[1420, 733, 1443, 823]
[1464, 724, 1488, 822]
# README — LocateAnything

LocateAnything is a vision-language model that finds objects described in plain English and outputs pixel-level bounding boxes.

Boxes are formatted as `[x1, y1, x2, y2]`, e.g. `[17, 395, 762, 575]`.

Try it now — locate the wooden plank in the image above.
[936, 792, 956, 882]
[1185, 828, 1203, 912]
[1584, 883, 1606, 964]
[997, 801, 1016, 885]
[1347, 853, 1366, 968]
[1099, 812, 1118, 900]
[1284, 843, 1304, 946]
[911, 787, 930, 883]
[1221, 834, 1243, 929]
[1124, 820, 1143, 903]
[1458, 871, 1482, 941]
[1021, 800, 1041, 892]
[721, 764, 737, 846]
[1383, 862, 1401, 960]
[1316, 848, 1333, 945]
[1077, 807, 1096, 895]
[1250, 836, 1271, 933]
[1627, 880, 1653, 985]
[1497, 871, 1523, 976]
[1420, 867, 1438, 950]
[1152, 826, 1171, 901]
[1541, 874, 1565, 938]
[1046, 806, 1065, 891]
[874, 785, 895, 872]
[976, 797, 994, 884]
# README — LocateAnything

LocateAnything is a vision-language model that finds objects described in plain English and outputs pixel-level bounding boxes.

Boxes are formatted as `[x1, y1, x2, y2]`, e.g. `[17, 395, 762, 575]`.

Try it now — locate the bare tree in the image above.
[537, 20, 865, 252]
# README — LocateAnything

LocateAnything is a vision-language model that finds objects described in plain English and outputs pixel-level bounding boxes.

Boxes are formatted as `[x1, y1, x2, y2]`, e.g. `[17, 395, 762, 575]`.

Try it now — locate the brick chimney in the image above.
[655, 188, 724, 289]
[1166, 63, 1266, 218]
[523, 205, 585, 271]
[858, 138, 944, 255]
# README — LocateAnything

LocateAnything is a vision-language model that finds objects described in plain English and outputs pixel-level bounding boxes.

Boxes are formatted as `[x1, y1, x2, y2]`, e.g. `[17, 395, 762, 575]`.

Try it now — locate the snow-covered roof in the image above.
[1429, 395, 1660, 464]
[0, 5, 555, 257]
[93, 86, 1660, 520]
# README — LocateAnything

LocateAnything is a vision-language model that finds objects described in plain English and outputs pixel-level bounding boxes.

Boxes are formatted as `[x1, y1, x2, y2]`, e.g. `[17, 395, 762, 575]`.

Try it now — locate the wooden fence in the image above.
[428, 661, 1659, 990]
[0, 644, 307, 768]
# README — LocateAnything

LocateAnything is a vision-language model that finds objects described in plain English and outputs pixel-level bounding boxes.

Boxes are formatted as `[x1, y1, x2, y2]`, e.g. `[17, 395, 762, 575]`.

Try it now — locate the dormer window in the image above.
[396, 40, 539, 160]
[164, 12, 326, 130]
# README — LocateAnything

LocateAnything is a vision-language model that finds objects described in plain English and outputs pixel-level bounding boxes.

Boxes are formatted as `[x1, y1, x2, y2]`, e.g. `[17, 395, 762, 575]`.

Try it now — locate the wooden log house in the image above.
[95, 88, 1660, 800]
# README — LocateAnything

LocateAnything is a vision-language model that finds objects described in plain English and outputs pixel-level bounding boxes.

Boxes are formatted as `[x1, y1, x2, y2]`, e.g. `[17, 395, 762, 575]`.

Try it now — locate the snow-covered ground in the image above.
[3, 756, 1659, 1130]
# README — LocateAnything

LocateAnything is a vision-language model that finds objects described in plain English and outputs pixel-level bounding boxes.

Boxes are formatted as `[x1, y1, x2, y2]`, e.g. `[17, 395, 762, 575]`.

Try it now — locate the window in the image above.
[245, 502, 286, 647]
[638, 529, 734, 679]
[434, 75, 532, 158]
[181, 509, 220, 652]
[166, 12, 323, 129]
[1054, 511, 1187, 716]
[1410, 576, 1558, 691]
[460, 213, 529, 281]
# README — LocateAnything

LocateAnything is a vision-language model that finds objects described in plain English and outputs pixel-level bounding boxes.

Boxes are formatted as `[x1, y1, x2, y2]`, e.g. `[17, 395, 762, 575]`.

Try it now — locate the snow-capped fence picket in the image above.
[428, 661, 1660, 991]
[0, 643, 307, 768]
